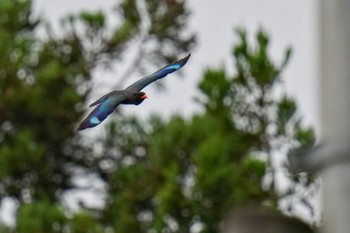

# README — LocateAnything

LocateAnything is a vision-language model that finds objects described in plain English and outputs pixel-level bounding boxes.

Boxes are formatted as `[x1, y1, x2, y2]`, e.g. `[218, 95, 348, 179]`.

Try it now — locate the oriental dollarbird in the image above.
[77, 54, 191, 131]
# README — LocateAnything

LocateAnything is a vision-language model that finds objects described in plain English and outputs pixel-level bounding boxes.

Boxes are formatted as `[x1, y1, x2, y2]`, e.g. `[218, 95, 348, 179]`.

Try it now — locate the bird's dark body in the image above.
[122, 100, 143, 105]
[77, 54, 191, 131]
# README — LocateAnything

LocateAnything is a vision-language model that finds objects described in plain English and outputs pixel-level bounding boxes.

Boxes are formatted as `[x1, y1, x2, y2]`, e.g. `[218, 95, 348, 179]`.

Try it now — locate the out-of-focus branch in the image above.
[288, 142, 350, 173]
[114, 39, 147, 88]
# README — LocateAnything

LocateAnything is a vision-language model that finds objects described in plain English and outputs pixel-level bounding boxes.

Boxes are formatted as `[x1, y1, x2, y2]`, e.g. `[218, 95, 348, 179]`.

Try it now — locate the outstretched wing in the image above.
[126, 53, 191, 91]
[89, 90, 119, 107]
[77, 92, 126, 131]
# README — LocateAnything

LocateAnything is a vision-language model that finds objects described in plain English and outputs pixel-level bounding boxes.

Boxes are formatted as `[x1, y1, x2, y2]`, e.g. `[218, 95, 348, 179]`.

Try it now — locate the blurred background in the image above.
[0, 0, 319, 232]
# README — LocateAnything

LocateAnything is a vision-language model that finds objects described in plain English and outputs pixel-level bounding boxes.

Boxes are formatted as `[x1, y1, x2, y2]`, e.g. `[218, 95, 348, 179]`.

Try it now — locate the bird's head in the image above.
[131, 91, 148, 103]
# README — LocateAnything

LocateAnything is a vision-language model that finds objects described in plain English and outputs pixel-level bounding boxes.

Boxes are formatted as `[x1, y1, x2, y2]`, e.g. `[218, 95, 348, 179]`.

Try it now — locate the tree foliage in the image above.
[0, 0, 315, 232]
[0, 0, 194, 231]
[97, 29, 316, 232]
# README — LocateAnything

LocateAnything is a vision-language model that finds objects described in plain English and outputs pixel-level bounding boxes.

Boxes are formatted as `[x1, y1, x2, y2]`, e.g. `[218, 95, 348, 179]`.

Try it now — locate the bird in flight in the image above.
[77, 53, 191, 131]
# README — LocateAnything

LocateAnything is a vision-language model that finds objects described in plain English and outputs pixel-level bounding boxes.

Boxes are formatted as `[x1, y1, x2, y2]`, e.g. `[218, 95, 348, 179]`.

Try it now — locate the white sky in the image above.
[1, 0, 320, 226]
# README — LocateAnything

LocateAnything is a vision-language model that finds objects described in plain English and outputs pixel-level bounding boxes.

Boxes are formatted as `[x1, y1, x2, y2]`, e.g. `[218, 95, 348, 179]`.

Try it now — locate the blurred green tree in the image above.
[98, 29, 316, 232]
[0, 0, 315, 232]
[0, 0, 194, 232]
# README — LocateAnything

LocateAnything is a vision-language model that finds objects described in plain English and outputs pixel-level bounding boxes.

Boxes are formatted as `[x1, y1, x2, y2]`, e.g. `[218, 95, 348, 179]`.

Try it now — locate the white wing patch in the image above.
[90, 116, 101, 125]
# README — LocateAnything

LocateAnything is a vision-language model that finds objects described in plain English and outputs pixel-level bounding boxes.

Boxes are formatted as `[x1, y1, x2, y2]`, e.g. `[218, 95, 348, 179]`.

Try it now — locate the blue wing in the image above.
[127, 53, 191, 91]
[89, 91, 119, 107]
[77, 92, 126, 131]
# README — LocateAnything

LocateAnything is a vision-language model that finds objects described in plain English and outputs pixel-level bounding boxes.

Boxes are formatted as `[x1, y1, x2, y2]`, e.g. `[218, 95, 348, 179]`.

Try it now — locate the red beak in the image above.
[140, 94, 148, 99]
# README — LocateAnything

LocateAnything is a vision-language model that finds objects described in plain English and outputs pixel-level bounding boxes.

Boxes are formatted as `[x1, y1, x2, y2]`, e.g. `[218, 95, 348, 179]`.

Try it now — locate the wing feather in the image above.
[77, 92, 126, 131]
[127, 53, 191, 91]
[89, 91, 119, 107]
